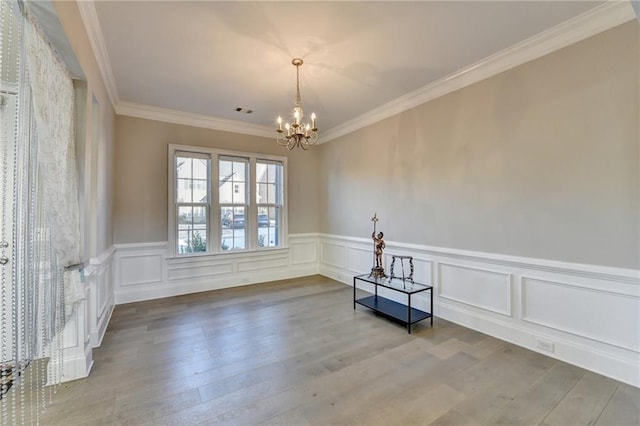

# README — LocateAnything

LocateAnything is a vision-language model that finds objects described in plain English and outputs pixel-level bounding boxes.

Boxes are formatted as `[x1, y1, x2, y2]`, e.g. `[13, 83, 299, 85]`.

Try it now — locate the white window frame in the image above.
[168, 144, 288, 257]
[218, 155, 249, 252]
[173, 151, 211, 255]
[255, 159, 284, 249]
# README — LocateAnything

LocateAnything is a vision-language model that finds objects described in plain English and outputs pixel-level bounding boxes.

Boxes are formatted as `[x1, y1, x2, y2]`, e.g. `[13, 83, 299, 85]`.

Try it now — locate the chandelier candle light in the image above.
[276, 58, 318, 150]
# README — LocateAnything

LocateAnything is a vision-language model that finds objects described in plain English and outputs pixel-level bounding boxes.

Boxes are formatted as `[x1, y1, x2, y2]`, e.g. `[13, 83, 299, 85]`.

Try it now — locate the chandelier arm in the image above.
[305, 132, 319, 146]
[276, 132, 291, 146]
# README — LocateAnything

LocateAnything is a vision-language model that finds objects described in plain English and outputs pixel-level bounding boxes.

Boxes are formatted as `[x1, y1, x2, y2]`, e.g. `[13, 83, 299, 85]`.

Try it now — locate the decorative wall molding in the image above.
[78, 1, 635, 145]
[521, 276, 640, 353]
[438, 262, 512, 317]
[55, 298, 92, 383]
[115, 102, 274, 138]
[113, 234, 319, 304]
[89, 232, 640, 387]
[320, 1, 637, 142]
[76, 0, 119, 106]
[319, 234, 640, 285]
[86, 246, 115, 348]
[318, 233, 640, 387]
[55, 246, 115, 382]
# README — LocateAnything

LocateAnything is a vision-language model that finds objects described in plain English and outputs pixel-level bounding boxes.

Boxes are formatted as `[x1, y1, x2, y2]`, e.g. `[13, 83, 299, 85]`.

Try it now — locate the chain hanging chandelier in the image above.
[276, 58, 318, 150]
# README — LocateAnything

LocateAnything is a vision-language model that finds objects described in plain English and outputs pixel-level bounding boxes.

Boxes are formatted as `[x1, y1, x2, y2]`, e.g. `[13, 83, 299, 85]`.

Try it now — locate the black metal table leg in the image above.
[407, 294, 412, 334]
[353, 276, 356, 309]
[430, 288, 433, 326]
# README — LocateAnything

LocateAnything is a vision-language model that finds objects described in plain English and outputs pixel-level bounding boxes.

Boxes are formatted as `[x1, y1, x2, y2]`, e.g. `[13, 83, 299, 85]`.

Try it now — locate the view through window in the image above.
[170, 147, 286, 256]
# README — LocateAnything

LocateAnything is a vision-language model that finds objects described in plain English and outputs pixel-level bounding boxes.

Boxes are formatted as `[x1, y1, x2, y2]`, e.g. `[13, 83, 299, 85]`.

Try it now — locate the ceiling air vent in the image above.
[235, 107, 253, 114]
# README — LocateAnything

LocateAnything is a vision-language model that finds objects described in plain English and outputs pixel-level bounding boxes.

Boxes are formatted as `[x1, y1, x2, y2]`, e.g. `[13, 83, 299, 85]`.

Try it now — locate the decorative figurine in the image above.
[369, 213, 386, 279]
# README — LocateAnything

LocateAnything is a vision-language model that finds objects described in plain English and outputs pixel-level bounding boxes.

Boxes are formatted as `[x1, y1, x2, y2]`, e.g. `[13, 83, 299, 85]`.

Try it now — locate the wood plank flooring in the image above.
[32, 275, 639, 425]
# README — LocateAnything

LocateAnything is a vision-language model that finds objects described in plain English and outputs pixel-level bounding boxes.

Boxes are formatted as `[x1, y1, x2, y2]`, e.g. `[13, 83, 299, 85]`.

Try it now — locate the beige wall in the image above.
[318, 22, 639, 269]
[113, 116, 320, 244]
[54, 1, 115, 257]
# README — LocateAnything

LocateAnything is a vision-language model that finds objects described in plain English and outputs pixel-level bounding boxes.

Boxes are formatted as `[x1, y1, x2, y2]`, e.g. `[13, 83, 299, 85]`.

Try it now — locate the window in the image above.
[176, 153, 210, 254]
[219, 156, 248, 251]
[169, 145, 287, 256]
[256, 160, 283, 248]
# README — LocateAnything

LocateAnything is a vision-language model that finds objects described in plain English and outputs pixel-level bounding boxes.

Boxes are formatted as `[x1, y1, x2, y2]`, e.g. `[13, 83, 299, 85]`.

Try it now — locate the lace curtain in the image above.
[1, 0, 82, 421]
[24, 10, 83, 315]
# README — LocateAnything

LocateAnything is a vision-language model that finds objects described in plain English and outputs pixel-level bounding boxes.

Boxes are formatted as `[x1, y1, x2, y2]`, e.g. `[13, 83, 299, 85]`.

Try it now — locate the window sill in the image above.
[166, 246, 289, 261]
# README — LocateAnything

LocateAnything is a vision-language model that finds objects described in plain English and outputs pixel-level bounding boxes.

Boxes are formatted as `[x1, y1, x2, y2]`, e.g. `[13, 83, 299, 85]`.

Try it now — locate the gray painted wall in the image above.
[318, 22, 639, 269]
[113, 116, 320, 244]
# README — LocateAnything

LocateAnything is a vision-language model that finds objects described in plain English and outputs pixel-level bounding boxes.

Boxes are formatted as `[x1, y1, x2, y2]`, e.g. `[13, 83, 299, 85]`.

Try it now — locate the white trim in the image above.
[438, 300, 640, 389]
[85, 246, 116, 348]
[113, 234, 319, 304]
[76, 0, 119, 107]
[437, 262, 513, 317]
[320, 1, 637, 143]
[320, 233, 639, 284]
[168, 144, 288, 257]
[79, 1, 634, 143]
[116, 101, 274, 138]
[89, 244, 115, 266]
[520, 276, 640, 353]
[317, 233, 640, 387]
[113, 241, 168, 250]
[99, 232, 640, 386]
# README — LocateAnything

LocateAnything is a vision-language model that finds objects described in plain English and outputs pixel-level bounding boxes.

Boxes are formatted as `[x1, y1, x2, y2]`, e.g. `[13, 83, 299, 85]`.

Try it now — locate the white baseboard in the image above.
[318, 234, 640, 387]
[54, 299, 94, 383]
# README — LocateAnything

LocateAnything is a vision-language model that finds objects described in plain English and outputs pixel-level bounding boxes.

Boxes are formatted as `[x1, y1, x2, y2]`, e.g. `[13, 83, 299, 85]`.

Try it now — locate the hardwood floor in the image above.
[35, 275, 638, 425]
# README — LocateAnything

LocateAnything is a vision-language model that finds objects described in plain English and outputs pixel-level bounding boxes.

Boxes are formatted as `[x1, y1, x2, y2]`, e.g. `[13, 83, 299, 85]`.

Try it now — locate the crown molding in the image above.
[320, 1, 637, 143]
[79, 0, 635, 142]
[115, 102, 274, 138]
[77, 0, 119, 106]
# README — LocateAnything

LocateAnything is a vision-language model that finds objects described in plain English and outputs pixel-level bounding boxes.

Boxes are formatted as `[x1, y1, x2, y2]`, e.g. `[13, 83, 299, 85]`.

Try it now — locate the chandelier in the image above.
[276, 58, 318, 150]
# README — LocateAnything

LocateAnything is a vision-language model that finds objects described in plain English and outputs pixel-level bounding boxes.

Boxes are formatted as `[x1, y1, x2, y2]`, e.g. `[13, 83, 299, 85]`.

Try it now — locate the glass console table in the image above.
[353, 274, 433, 334]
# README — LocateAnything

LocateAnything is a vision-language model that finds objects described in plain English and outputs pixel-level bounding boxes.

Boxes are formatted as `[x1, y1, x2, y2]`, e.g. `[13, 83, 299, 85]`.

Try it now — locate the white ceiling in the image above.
[91, 1, 611, 136]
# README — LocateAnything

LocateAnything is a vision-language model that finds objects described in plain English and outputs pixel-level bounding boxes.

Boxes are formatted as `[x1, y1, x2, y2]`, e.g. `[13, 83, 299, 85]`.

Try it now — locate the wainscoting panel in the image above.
[114, 234, 320, 304]
[237, 254, 289, 272]
[438, 263, 512, 316]
[318, 233, 640, 387]
[347, 246, 372, 274]
[56, 245, 115, 382]
[88, 246, 115, 348]
[290, 236, 318, 265]
[522, 277, 640, 352]
[119, 253, 164, 286]
[320, 242, 346, 269]
[167, 261, 233, 281]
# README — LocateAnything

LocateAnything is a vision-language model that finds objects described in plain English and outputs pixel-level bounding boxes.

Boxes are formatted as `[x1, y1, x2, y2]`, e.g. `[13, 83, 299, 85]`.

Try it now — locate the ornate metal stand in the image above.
[389, 255, 414, 283]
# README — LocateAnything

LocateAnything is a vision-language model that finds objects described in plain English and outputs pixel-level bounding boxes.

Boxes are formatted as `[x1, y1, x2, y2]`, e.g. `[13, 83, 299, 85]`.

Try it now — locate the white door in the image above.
[0, 89, 17, 368]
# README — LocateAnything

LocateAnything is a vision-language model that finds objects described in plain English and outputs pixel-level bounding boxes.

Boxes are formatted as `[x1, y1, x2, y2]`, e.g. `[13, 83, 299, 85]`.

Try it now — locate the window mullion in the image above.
[210, 154, 219, 254]
[248, 157, 257, 251]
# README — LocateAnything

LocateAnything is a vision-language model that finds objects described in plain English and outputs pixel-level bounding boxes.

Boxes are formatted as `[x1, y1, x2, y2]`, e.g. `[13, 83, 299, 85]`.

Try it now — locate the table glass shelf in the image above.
[354, 274, 431, 295]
